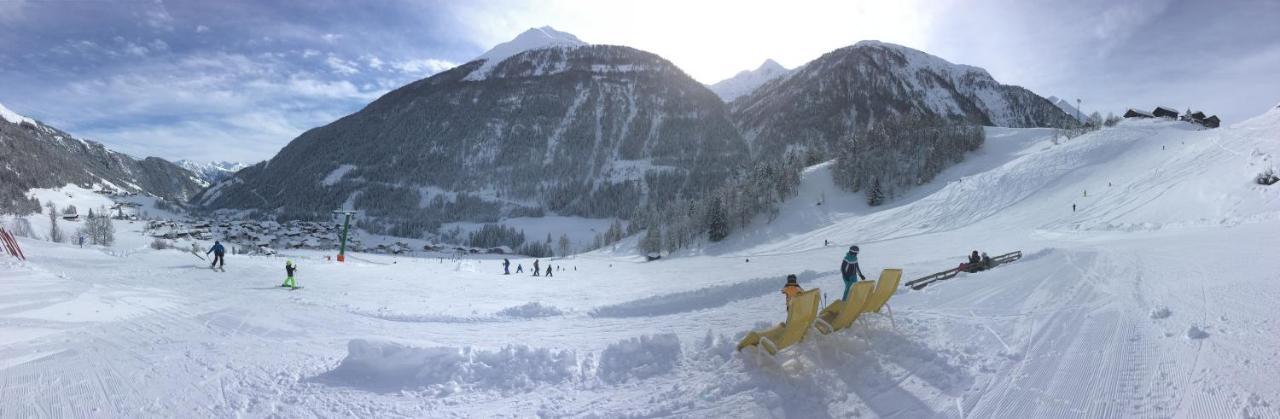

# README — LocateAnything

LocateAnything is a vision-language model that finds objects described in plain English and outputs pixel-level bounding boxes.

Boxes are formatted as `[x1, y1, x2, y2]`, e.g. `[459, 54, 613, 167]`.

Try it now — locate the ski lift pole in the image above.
[334, 210, 356, 262]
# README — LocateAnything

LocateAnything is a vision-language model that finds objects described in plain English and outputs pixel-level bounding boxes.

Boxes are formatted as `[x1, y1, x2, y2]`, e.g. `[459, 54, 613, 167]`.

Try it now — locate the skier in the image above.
[981, 252, 992, 269]
[532, 259, 540, 276]
[207, 240, 226, 270]
[282, 260, 298, 289]
[516, 264, 524, 273]
[545, 265, 553, 277]
[503, 258, 510, 275]
[1073, 203, 1077, 212]
[78, 235, 86, 248]
[781, 274, 803, 309]
[840, 246, 866, 300]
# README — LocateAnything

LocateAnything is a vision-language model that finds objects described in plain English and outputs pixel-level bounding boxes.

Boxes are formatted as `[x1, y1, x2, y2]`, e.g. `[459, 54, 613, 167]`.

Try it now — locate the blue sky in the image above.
[1, 0, 1277, 163]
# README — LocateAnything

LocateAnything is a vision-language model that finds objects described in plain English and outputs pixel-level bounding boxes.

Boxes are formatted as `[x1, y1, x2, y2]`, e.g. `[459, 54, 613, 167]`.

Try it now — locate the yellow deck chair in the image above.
[814, 280, 876, 334]
[861, 268, 903, 328]
[737, 288, 820, 355]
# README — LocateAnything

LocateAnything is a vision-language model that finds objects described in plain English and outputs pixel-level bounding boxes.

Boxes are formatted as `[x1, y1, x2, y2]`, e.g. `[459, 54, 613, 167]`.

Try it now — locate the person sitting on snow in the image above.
[282, 260, 298, 289]
[981, 252, 992, 269]
[840, 246, 866, 300]
[781, 274, 803, 309]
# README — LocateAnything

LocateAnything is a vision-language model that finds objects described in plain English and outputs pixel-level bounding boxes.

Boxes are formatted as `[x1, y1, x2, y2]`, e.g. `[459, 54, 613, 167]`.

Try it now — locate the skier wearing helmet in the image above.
[840, 245, 867, 300]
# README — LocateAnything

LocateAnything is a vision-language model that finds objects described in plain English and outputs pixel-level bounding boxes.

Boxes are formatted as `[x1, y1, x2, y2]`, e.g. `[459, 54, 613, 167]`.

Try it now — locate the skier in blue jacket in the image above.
[206, 241, 226, 270]
[840, 245, 866, 300]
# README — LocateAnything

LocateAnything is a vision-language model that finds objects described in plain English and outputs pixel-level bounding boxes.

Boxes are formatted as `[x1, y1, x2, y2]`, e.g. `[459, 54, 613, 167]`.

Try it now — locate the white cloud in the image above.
[195, 25, 209, 33]
[365, 55, 385, 70]
[123, 42, 149, 57]
[325, 54, 360, 75]
[0, 0, 27, 23]
[148, 39, 169, 52]
[321, 33, 343, 43]
[139, 2, 174, 31]
[393, 58, 457, 76]
[300, 49, 320, 59]
[447, 0, 932, 83]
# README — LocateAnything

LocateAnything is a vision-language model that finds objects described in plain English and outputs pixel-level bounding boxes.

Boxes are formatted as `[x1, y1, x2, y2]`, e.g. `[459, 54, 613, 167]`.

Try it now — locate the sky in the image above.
[1, 0, 1277, 163]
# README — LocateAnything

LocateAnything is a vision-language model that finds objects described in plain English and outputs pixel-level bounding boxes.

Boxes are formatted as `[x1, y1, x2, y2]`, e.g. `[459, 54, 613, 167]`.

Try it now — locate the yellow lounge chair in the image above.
[814, 279, 876, 334]
[862, 268, 903, 327]
[737, 288, 820, 355]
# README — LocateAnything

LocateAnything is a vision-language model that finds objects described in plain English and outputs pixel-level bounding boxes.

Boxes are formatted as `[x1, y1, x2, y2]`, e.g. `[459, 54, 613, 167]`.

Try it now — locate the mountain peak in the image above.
[757, 59, 784, 72]
[709, 59, 792, 102]
[465, 26, 588, 81]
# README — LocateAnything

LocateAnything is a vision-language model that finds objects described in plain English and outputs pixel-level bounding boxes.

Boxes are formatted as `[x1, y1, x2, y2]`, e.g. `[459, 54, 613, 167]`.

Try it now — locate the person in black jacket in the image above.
[840, 246, 866, 300]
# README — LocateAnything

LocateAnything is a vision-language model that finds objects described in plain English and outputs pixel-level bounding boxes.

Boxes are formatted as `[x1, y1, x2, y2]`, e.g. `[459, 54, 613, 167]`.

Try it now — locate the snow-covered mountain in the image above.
[196, 30, 748, 235]
[707, 59, 791, 103]
[463, 26, 588, 81]
[731, 40, 1078, 158]
[175, 160, 248, 184]
[1047, 95, 1086, 122]
[0, 102, 205, 213]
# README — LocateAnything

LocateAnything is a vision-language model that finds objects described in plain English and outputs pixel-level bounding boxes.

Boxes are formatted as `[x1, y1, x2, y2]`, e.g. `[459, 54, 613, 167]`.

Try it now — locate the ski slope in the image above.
[2, 106, 1279, 417]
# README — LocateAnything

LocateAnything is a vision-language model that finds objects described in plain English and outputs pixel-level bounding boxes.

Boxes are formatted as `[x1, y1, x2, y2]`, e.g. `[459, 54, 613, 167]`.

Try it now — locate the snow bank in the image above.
[597, 333, 682, 384]
[496, 302, 564, 318]
[319, 339, 579, 393]
[590, 270, 824, 318]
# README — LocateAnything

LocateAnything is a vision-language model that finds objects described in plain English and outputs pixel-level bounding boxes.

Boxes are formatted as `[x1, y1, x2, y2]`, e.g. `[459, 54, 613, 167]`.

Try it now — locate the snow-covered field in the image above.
[2, 107, 1279, 417]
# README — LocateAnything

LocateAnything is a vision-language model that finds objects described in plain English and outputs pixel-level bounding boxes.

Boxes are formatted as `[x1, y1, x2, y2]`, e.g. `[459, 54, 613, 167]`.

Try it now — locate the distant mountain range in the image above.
[175, 160, 248, 184]
[707, 59, 791, 102]
[0, 102, 205, 213]
[196, 29, 1076, 237]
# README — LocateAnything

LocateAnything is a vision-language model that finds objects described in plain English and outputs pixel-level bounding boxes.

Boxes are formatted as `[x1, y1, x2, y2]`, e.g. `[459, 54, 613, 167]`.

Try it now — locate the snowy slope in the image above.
[2, 106, 1279, 417]
[708, 59, 791, 102]
[731, 40, 1076, 157]
[0, 101, 36, 125]
[1047, 95, 1086, 122]
[463, 26, 588, 81]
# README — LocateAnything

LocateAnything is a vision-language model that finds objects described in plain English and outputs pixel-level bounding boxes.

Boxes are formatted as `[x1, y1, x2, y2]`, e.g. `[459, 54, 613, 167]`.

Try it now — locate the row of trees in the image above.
[634, 150, 809, 255]
[41, 201, 114, 245]
[832, 114, 985, 205]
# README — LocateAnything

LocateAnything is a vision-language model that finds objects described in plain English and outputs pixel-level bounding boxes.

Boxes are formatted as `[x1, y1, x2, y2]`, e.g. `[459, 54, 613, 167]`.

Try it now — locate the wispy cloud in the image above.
[0, 0, 473, 162]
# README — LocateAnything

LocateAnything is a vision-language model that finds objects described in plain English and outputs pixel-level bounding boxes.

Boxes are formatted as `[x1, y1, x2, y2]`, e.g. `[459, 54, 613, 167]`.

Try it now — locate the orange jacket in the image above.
[781, 283, 803, 305]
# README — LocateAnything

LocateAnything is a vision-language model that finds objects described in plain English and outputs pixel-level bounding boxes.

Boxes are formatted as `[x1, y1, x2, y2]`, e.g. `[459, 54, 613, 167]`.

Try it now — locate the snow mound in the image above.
[1185, 325, 1209, 340]
[496, 302, 564, 318]
[318, 339, 578, 393]
[464, 26, 587, 81]
[590, 270, 824, 318]
[1150, 307, 1172, 319]
[597, 334, 681, 384]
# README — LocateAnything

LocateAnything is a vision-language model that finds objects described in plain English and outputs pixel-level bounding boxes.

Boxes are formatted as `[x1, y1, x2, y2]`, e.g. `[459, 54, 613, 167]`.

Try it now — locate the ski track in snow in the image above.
[3, 114, 1280, 416]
